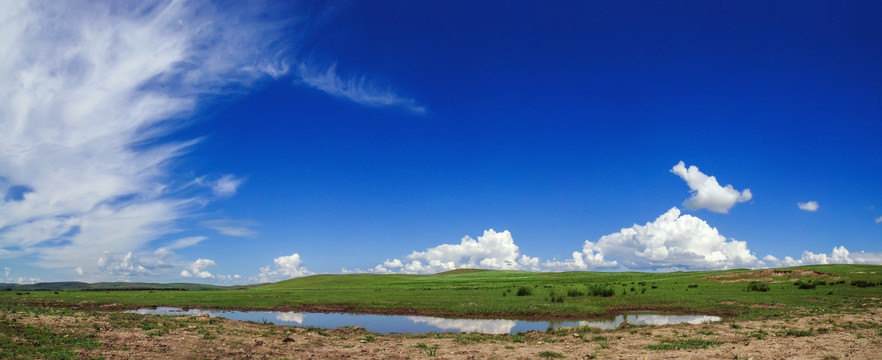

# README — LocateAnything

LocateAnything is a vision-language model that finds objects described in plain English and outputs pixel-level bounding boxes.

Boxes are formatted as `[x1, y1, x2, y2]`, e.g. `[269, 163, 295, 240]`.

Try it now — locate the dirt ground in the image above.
[9, 307, 882, 359]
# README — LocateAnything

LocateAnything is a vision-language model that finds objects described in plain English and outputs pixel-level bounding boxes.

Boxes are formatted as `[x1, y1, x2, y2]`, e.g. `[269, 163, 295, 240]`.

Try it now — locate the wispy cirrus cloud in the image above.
[201, 219, 258, 238]
[297, 63, 426, 114]
[0, 1, 288, 277]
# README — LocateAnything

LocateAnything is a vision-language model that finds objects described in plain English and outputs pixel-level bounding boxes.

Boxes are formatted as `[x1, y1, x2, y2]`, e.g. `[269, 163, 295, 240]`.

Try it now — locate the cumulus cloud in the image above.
[252, 253, 312, 283]
[0, 1, 289, 274]
[3, 267, 9, 277]
[798, 201, 819, 212]
[180, 258, 216, 279]
[97, 252, 149, 279]
[74, 267, 83, 275]
[297, 63, 425, 114]
[368, 230, 541, 274]
[849, 250, 882, 264]
[670, 161, 752, 213]
[545, 208, 761, 271]
[875, 216, 882, 224]
[761, 246, 882, 267]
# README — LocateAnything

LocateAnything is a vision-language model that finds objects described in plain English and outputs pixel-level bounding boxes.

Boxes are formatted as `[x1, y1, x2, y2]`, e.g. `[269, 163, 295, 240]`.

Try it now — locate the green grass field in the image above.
[2, 265, 881, 320]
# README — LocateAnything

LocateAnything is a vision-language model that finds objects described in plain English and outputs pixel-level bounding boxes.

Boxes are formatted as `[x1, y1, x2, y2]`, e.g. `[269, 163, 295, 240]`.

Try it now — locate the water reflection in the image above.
[276, 312, 305, 324]
[125, 307, 720, 334]
[407, 316, 517, 334]
[578, 314, 722, 330]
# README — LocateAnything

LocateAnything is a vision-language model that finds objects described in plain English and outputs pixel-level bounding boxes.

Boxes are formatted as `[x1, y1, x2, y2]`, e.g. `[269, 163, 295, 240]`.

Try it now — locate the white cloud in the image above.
[545, 208, 761, 271]
[15, 277, 41, 285]
[850, 250, 882, 264]
[3, 267, 9, 277]
[670, 161, 752, 213]
[0, 1, 288, 275]
[74, 267, 83, 275]
[764, 246, 867, 267]
[252, 253, 312, 283]
[875, 216, 882, 224]
[97, 252, 149, 279]
[207, 174, 244, 197]
[165, 236, 208, 250]
[369, 230, 541, 274]
[297, 63, 425, 114]
[180, 258, 216, 279]
[201, 219, 257, 237]
[798, 201, 819, 212]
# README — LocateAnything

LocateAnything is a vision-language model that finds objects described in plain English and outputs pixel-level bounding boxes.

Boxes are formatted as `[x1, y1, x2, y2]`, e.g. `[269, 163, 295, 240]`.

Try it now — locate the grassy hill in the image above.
[2, 265, 880, 320]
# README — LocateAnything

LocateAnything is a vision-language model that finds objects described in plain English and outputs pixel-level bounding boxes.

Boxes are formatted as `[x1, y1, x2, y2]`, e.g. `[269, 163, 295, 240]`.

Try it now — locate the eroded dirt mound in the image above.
[708, 269, 836, 283]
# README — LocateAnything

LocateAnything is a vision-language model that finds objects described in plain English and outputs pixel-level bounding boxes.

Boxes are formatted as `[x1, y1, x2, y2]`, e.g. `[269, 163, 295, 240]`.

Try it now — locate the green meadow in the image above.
[2, 265, 881, 320]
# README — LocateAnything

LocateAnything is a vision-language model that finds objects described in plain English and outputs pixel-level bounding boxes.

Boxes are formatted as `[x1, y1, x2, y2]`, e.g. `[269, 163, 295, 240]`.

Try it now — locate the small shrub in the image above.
[778, 328, 814, 337]
[415, 343, 438, 357]
[687, 284, 698, 288]
[516, 286, 532, 296]
[750, 329, 768, 339]
[359, 335, 376, 343]
[511, 334, 525, 343]
[747, 282, 770, 292]
[850, 280, 877, 288]
[648, 338, 721, 350]
[587, 284, 615, 297]
[538, 350, 566, 358]
[795, 281, 816, 290]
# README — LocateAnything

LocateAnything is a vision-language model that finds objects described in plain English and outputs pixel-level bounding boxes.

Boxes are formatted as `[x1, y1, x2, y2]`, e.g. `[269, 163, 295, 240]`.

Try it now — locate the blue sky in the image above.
[2, 1, 881, 283]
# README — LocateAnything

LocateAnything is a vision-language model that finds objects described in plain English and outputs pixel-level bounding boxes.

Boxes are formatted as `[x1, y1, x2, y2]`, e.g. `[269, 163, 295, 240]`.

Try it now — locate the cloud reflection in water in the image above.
[407, 316, 516, 334]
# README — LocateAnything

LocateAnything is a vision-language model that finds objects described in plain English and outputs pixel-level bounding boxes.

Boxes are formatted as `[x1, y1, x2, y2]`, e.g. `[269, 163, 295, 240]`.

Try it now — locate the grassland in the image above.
[2, 264, 881, 321]
[2, 264, 882, 359]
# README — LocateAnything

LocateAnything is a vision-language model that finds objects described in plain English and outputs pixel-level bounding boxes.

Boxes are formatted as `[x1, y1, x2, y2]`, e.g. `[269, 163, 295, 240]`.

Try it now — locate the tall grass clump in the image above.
[793, 280, 816, 289]
[548, 290, 565, 303]
[746, 282, 770, 292]
[586, 284, 615, 297]
[566, 288, 584, 297]
[516, 286, 532, 296]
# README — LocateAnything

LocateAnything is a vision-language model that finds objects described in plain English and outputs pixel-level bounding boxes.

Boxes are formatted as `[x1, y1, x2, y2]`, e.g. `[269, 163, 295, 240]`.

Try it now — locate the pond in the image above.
[126, 307, 721, 334]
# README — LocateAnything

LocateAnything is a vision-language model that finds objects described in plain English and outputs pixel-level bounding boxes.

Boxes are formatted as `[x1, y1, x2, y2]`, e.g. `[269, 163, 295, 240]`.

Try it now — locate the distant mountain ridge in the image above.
[0, 281, 239, 291]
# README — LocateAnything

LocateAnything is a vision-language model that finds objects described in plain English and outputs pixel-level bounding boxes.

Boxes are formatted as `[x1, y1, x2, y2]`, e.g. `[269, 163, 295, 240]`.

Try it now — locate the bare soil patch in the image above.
[708, 269, 837, 283]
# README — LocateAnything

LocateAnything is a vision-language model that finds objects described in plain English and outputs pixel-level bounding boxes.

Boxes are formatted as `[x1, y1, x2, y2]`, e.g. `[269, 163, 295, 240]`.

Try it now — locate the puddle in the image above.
[126, 307, 720, 334]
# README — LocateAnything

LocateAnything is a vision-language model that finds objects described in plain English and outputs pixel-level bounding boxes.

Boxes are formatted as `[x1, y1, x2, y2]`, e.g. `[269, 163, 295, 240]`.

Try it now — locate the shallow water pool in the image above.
[126, 307, 721, 334]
